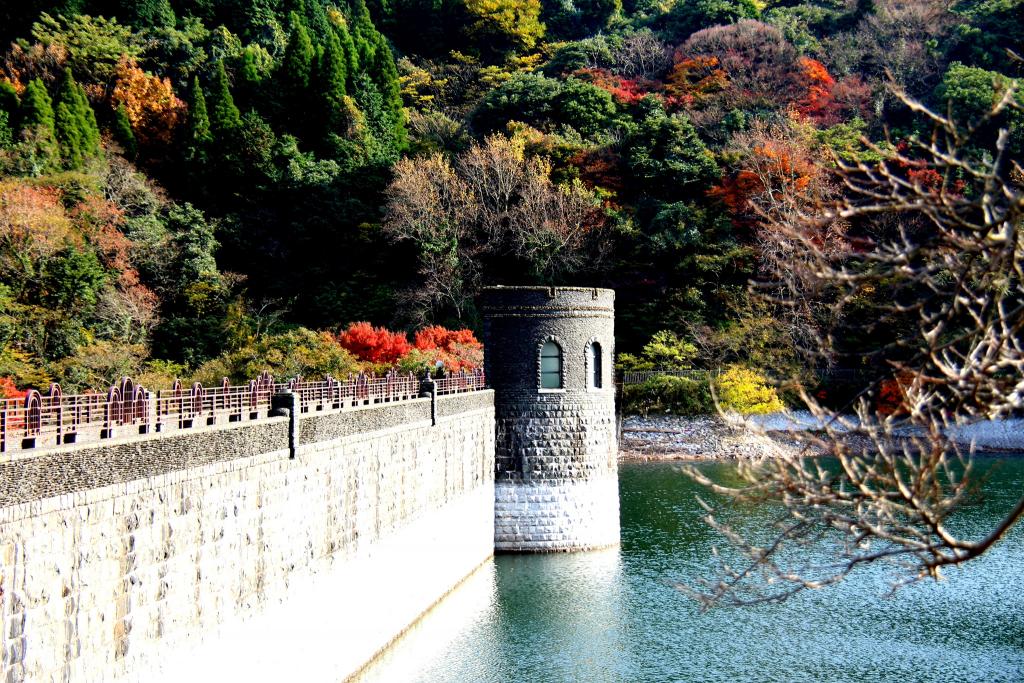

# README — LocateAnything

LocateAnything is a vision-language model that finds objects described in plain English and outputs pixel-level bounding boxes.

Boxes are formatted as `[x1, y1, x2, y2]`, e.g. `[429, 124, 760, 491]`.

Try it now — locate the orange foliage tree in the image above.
[0, 377, 26, 399]
[664, 55, 728, 106]
[795, 57, 835, 120]
[337, 322, 413, 365]
[111, 57, 185, 148]
[0, 181, 76, 293]
[412, 326, 483, 371]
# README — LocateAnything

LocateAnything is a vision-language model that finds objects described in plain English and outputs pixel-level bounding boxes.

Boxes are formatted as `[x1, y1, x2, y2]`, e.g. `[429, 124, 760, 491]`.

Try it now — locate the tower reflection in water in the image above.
[354, 548, 625, 683]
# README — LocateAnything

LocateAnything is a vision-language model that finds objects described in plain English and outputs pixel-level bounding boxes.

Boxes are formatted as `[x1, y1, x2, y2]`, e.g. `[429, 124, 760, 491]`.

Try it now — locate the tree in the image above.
[54, 69, 100, 168]
[317, 27, 349, 135]
[30, 12, 139, 84]
[935, 62, 1022, 152]
[111, 57, 186, 149]
[20, 78, 55, 134]
[282, 11, 315, 92]
[337, 321, 412, 364]
[663, 0, 760, 42]
[208, 60, 241, 138]
[472, 72, 563, 133]
[368, 30, 406, 150]
[329, 13, 359, 89]
[464, 0, 545, 54]
[113, 104, 137, 160]
[624, 97, 719, 197]
[383, 135, 607, 321]
[684, 87, 1024, 606]
[185, 76, 211, 159]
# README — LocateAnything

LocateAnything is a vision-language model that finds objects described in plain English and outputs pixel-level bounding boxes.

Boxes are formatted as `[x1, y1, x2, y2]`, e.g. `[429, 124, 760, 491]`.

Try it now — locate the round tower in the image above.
[482, 286, 619, 552]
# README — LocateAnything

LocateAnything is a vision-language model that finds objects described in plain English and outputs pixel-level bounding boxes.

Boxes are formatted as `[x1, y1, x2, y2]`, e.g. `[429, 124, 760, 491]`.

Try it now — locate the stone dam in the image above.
[0, 286, 618, 682]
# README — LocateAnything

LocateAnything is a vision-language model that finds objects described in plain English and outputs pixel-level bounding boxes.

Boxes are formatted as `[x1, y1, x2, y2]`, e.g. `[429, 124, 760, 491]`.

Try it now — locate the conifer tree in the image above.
[113, 104, 137, 159]
[350, 0, 378, 68]
[319, 27, 348, 133]
[282, 12, 315, 92]
[54, 99, 83, 167]
[368, 31, 406, 150]
[17, 78, 58, 170]
[0, 81, 19, 125]
[208, 61, 241, 138]
[335, 19, 359, 89]
[71, 78, 101, 159]
[188, 75, 212, 149]
[20, 79, 55, 136]
[54, 70, 100, 168]
[0, 83, 18, 147]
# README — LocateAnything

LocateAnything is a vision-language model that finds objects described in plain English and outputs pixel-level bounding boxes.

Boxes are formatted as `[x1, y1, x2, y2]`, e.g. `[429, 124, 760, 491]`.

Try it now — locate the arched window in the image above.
[540, 340, 563, 389]
[588, 342, 603, 389]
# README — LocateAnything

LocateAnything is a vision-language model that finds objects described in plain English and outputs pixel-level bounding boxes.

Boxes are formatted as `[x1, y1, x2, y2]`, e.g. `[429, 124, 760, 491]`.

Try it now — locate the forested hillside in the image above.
[0, 0, 1019, 392]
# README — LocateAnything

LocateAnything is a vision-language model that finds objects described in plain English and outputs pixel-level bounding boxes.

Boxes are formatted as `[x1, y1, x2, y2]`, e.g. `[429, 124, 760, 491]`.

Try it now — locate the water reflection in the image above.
[352, 560, 500, 683]
[357, 460, 1024, 683]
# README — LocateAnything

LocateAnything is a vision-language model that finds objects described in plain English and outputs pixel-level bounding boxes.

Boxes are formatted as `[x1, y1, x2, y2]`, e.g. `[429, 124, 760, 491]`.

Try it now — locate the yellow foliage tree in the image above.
[464, 0, 545, 53]
[111, 57, 185, 148]
[714, 364, 784, 414]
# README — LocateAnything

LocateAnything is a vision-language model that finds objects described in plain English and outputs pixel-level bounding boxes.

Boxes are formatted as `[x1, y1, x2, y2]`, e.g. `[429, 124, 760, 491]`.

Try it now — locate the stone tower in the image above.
[482, 286, 619, 552]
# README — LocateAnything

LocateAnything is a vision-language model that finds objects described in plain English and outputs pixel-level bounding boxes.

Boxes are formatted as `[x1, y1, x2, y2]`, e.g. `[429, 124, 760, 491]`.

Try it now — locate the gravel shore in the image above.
[619, 413, 1024, 461]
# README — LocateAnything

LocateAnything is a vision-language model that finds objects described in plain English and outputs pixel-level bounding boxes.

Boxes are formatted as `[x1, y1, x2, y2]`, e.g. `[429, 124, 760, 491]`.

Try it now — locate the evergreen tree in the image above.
[335, 19, 359, 89]
[350, 0, 378, 68]
[188, 75, 213, 150]
[241, 48, 260, 84]
[71, 77, 101, 159]
[0, 82, 18, 147]
[113, 104, 137, 159]
[0, 111, 11, 149]
[319, 27, 348, 134]
[0, 81, 18, 125]
[20, 79, 55, 135]
[368, 31, 406, 150]
[54, 99, 84, 167]
[208, 61, 241, 138]
[282, 11, 315, 92]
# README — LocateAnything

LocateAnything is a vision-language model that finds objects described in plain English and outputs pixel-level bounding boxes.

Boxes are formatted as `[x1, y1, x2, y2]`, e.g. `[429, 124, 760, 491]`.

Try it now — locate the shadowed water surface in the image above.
[356, 459, 1024, 682]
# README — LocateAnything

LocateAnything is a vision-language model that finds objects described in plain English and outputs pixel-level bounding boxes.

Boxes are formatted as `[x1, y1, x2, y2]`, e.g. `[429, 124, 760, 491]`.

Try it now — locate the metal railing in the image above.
[619, 369, 711, 385]
[0, 368, 486, 455]
[434, 368, 486, 395]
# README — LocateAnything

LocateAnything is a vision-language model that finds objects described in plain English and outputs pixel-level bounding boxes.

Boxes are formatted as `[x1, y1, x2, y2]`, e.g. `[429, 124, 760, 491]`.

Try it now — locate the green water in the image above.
[357, 459, 1024, 682]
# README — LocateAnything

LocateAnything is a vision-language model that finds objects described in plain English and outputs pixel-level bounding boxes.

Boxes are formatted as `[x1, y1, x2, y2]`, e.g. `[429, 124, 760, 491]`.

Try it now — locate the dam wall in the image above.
[0, 390, 495, 683]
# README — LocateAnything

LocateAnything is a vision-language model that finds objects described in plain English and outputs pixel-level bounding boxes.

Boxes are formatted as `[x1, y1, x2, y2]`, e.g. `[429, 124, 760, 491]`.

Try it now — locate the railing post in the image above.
[420, 373, 437, 426]
[271, 391, 299, 459]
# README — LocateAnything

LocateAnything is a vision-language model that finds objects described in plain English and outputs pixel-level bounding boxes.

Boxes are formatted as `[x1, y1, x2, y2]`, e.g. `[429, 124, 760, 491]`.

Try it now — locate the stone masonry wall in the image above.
[0, 391, 495, 683]
[482, 287, 619, 552]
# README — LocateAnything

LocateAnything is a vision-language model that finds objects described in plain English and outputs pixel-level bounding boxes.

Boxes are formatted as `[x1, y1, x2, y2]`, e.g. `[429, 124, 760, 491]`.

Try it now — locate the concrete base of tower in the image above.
[494, 476, 620, 552]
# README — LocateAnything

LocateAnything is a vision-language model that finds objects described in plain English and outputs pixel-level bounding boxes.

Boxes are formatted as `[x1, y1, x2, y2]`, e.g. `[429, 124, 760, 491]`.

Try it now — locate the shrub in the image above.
[621, 374, 713, 415]
[409, 325, 483, 372]
[193, 328, 360, 385]
[714, 364, 784, 414]
[337, 321, 412, 364]
[0, 376, 25, 399]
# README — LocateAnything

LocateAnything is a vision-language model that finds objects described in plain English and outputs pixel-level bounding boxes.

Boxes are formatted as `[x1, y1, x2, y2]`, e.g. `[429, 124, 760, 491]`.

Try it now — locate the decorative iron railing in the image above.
[433, 368, 486, 395]
[619, 369, 711, 385]
[0, 368, 486, 454]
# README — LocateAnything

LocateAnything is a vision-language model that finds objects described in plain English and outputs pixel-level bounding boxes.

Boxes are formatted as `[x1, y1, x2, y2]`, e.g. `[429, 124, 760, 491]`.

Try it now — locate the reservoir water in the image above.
[356, 459, 1024, 682]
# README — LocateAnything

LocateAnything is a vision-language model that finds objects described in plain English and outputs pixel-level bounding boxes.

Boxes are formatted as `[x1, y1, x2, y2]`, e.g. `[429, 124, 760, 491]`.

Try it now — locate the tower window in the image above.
[588, 342, 603, 389]
[540, 341, 563, 389]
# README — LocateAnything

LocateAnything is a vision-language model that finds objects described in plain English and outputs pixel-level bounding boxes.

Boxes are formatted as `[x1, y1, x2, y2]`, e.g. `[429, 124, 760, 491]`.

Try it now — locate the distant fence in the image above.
[0, 368, 485, 454]
[618, 367, 871, 386]
[618, 369, 711, 385]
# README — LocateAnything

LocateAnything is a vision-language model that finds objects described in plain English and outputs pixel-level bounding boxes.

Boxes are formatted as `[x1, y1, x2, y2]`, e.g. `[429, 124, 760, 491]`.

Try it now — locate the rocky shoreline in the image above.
[618, 413, 1024, 461]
